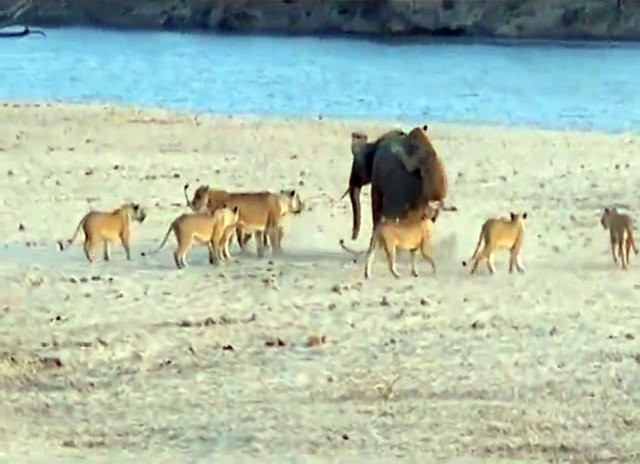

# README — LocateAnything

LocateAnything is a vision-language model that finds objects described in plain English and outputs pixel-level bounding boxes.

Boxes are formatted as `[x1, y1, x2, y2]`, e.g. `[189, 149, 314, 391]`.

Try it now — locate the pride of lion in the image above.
[62, 124, 637, 276]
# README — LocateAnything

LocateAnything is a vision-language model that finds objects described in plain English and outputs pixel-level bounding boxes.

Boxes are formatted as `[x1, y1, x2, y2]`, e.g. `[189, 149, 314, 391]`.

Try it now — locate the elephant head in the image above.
[347, 129, 405, 240]
[346, 125, 448, 241]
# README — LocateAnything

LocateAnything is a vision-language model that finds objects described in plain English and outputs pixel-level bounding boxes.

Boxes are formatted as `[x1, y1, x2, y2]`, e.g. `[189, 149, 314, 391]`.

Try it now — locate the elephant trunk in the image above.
[349, 185, 362, 241]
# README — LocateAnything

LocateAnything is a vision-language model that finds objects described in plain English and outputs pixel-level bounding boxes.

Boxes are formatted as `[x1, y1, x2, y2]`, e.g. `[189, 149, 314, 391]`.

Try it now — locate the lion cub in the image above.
[462, 211, 527, 275]
[65, 202, 147, 263]
[600, 207, 638, 270]
[152, 205, 240, 269]
[364, 206, 439, 279]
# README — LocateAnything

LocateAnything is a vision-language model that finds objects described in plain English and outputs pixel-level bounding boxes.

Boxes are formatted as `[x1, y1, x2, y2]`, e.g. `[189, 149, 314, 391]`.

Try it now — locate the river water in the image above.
[1, 27, 639, 132]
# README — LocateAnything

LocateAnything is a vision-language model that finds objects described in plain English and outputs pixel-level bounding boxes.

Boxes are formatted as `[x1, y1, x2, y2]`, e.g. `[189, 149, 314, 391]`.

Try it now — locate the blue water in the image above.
[1, 27, 640, 132]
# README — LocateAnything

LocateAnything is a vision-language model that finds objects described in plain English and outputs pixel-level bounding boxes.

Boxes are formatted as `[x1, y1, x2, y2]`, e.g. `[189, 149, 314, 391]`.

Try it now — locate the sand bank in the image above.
[0, 102, 638, 463]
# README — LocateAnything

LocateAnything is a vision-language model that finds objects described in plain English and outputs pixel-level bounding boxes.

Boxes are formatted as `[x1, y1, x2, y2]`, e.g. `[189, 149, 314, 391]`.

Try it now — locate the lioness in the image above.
[219, 189, 305, 257]
[364, 206, 439, 279]
[65, 202, 147, 263]
[600, 207, 638, 270]
[151, 205, 240, 269]
[462, 211, 528, 275]
[184, 183, 267, 250]
[183, 183, 230, 213]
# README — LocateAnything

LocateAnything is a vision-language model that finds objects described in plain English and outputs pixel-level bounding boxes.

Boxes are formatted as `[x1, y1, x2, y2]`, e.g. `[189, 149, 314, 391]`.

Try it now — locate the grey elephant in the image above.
[342, 124, 450, 242]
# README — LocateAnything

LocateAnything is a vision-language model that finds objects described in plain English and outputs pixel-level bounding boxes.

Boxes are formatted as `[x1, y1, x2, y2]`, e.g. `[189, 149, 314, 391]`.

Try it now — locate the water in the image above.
[1, 27, 640, 132]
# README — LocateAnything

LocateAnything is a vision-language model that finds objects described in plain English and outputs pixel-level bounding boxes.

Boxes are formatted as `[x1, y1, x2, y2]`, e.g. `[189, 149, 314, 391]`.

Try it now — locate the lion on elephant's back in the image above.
[346, 124, 451, 241]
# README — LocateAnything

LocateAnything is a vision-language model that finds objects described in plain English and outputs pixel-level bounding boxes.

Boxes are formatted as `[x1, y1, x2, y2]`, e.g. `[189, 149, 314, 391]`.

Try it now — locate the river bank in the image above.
[1, 0, 640, 41]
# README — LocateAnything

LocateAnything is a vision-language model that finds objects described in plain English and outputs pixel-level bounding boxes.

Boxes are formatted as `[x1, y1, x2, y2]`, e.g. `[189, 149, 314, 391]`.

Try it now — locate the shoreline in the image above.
[7, 23, 640, 47]
[2, 99, 637, 137]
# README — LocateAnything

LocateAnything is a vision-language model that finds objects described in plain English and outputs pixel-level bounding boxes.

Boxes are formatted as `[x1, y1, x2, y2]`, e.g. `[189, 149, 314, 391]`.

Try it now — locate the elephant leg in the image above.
[371, 185, 383, 230]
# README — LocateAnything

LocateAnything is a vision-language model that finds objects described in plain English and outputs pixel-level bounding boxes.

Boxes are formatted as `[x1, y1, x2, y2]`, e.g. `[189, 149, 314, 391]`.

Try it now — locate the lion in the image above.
[364, 206, 439, 279]
[401, 125, 448, 207]
[462, 211, 528, 275]
[150, 205, 240, 269]
[183, 183, 230, 213]
[183, 183, 268, 250]
[64, 202, 147, 263]
[217, 189, 305, 257]
[600, 207, 638, 270]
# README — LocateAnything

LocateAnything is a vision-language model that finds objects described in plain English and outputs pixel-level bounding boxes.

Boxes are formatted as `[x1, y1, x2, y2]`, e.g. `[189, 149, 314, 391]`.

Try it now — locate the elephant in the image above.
[344, 124, 449, 242]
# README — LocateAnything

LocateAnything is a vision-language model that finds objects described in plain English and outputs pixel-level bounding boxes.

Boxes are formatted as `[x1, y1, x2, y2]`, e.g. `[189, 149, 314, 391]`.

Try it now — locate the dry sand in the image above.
[0, 102, 638, 463]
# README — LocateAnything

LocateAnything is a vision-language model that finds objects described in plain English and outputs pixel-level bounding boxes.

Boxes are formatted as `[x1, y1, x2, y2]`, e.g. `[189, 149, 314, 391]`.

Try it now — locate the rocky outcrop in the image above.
[1, 0, 640, 41]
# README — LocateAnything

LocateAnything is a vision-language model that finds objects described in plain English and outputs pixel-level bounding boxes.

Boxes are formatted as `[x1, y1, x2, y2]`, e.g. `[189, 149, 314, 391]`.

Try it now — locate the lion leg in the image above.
[173, 250, 182, 269]
[409, 250, 419, 277]
[419, 245, 436, 275]
[207, 240, 216, 264]
[220, 228, 233, 260]
[618, 240, 626, 269]
[610, 238, 618, 265]
[487, 251, 497, 274]
[83, 239, 96, 264]
[629, 229, 639, 254]
[383, 243, 400, 279]
[120, 232, 131, 261]
[364, 247, 376, 279]
[268, 227, 281, 257]
[275, 226, 284, 250]
[255, 231, 265, 258]
[626, 234, 636, 267]
[242, 232, 254, 250]
[176, 242, 190, 268]
[469, 247, 484, 274]
[103, 241, 110, 261]
[235, 228, 244, 250]
[515, 253, 525, 273]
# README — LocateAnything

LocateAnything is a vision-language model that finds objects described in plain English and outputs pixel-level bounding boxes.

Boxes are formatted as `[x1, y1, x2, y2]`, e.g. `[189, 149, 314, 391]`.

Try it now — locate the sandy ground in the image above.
[0, 102, 638, 463]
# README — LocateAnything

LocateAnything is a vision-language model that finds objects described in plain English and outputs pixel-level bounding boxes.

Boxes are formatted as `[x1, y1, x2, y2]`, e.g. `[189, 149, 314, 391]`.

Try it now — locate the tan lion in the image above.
[462, 211, 528, 275]
[64, 202, 147, 263]
[600, 207, 639, 270]
[151, 205, 240, 269]
[183, 183, 267, 250]
[219, 189, 305, 257]
[364, 206, 439, 279]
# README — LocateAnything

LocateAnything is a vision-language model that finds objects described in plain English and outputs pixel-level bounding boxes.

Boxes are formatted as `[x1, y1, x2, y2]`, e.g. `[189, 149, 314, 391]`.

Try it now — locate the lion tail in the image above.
[462, 229, 484, 267]
[339, 238, 367, 256]
[64, 213, 90, 250]
[149, 222, 175, 255]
